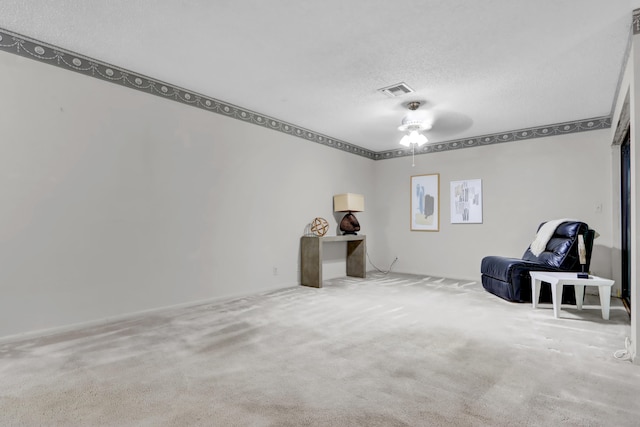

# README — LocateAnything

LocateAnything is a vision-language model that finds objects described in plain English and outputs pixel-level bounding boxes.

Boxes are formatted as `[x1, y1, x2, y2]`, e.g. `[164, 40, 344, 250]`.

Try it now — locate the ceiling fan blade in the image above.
[426, 110, 473, 137]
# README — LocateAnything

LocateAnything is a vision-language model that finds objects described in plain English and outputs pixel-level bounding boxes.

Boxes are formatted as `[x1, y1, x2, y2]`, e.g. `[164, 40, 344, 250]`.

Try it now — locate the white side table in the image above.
[529, 271, 615, 319]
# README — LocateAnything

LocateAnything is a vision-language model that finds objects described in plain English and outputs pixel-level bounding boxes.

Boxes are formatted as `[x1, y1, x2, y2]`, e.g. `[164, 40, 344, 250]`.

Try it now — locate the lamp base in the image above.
[577, 264, 588, 279]
[339, 212, 360, 235]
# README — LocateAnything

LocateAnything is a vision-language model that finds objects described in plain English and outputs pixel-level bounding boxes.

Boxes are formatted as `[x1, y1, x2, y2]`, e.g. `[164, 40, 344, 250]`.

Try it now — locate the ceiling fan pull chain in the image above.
[412, 144, 416, 167]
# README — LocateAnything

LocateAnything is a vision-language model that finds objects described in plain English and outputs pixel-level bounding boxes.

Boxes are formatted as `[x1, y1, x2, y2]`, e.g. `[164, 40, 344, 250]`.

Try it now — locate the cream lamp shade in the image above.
[333, 193, 365, 213]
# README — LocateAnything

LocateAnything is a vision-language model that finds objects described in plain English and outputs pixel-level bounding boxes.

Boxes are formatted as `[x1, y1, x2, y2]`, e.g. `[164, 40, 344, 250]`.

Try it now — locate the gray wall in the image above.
[0, 47, 621, 341]
[0, 52, 375, 337]
[372, 130, 614, 282]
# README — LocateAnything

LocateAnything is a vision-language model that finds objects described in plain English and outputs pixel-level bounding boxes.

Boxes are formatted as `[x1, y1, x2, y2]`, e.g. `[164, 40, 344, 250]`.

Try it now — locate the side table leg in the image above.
[532, 279, 542, 309]
[574, 285, 585, 311]
[551, 281, 563, 319]
[301, 237, 322, 288]
[346, 238, 366, 278]
[598, 285, 612, 320]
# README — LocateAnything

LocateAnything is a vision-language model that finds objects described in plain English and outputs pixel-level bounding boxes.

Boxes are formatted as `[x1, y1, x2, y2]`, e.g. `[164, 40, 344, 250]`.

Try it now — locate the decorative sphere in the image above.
[310, 217, 329, 237]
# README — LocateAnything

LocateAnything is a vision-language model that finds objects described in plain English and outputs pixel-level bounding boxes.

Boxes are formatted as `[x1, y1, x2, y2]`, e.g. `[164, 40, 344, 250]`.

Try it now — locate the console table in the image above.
[300, 235, 366, 288]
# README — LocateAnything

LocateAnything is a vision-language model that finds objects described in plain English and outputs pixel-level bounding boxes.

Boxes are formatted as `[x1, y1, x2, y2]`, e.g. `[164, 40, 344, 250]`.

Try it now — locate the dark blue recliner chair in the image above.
[481, 221, 596, 303]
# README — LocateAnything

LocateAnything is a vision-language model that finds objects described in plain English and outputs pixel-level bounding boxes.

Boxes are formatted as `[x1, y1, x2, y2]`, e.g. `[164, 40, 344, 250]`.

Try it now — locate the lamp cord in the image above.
[366, 251, 398, 275]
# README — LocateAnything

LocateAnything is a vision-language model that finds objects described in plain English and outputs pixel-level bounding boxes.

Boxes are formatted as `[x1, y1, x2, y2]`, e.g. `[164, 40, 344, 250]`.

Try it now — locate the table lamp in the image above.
[333, 193, 364, 235]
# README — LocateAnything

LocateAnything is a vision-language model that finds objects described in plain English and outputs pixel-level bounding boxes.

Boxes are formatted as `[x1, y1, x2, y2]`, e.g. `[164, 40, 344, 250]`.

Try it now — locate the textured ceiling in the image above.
[0, 1, 638, 153]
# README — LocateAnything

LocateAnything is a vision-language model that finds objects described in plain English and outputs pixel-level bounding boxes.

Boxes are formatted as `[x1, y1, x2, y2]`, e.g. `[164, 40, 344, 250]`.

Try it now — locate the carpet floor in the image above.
[0, 273, 638, 426]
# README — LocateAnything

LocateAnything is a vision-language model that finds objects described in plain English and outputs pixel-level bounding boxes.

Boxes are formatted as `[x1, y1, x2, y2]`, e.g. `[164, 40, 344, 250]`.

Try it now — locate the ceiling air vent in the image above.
[378, 82, 414, 98]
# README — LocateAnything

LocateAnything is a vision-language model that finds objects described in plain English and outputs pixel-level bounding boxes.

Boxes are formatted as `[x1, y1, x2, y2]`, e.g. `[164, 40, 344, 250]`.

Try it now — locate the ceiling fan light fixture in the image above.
[407, 130, 428, 145]
[412, 131, 428, 146]
[399, 130, 428, 147]
[397, 120, 430, 132]
[397, 101, 431, 134]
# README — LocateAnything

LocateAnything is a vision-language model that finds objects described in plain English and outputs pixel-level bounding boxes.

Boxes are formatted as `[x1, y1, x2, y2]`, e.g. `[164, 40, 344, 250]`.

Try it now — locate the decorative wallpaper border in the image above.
[0, 27, 612, 161]
[373, 117, 611, 160]
[0, 28, 375, 160]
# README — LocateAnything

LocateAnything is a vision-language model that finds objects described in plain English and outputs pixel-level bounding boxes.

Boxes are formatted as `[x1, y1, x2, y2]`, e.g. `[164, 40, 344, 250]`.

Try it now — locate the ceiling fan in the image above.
[396, 100, 473, 166]
[397, 101, 433, 166]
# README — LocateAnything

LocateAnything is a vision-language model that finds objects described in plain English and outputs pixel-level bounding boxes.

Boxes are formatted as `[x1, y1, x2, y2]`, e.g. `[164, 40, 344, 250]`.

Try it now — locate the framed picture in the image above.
[411, 173, 439, 231]
[450, 179, 482, 224]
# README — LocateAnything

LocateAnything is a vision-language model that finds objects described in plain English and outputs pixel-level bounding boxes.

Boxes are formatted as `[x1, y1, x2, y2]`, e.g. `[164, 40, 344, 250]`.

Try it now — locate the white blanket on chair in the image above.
[530, 218, 577, 257]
